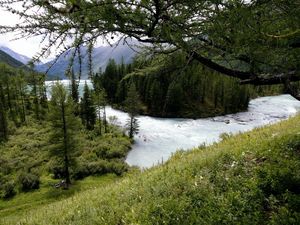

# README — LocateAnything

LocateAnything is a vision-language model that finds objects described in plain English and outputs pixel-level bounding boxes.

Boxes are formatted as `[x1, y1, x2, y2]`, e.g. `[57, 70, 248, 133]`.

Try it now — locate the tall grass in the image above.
[2, 114, 300, 224]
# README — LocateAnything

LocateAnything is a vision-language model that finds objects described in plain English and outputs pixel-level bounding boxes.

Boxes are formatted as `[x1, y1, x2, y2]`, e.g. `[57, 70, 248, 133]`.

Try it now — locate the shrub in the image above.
[73, 163, 90, 180]
[50, 165, 65, 179]
[108, 161, 129, 176]
[18, 172, 40, 192]
[73, 160, 128, 179]
[1, 181, 16, 199]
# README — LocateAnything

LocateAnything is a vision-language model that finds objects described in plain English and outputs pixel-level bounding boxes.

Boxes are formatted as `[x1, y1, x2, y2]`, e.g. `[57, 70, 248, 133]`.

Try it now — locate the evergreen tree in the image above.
[70, 69, 79, 104]
[93, 88, 107, 135]
[102, 59, 119, 101]
[2, 0, 299, 99]
[28, 65, 41, 120]
[80, 82, 96, 130]
[15, 72, 28, 123]
[164, 82, 184, 114]
[124, 83, 142, 138]
[48, 83, 80, 188]
[0, 82, 8, 142]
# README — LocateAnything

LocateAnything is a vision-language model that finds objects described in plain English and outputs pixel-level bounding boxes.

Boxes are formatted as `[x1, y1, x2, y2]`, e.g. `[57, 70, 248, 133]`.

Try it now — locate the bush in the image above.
[108, 161, 129, 176]
[73, 161, 108, 179]
[1, 181, 16, 199]
[18, 172, 40, 192]
[73, 160, 128, 179]
[73, 163, 90, 180]
[50, 165, 65, 179]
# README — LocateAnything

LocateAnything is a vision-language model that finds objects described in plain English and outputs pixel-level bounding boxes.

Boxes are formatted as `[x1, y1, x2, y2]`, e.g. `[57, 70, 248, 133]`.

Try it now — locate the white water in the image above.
[45, 81, 300, 168]
[106, 95, 300, 168]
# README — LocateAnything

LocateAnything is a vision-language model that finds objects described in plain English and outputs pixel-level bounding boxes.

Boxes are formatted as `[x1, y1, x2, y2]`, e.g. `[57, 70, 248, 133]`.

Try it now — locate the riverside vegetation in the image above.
[0, 63, 132, 202]
[0, 1, 299, 223]
[1, 106, 300, 224]
[0, 56, 298, 224]
[97, 52, 283, 118]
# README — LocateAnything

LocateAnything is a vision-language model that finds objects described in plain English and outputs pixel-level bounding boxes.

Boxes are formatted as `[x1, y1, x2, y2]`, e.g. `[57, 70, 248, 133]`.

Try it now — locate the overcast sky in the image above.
[0, 7, 114, 62]
[0, 7, 45, 58]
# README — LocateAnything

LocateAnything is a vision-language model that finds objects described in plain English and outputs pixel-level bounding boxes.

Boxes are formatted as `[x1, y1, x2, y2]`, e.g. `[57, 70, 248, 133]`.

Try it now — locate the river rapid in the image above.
[46, 80, 300, 168]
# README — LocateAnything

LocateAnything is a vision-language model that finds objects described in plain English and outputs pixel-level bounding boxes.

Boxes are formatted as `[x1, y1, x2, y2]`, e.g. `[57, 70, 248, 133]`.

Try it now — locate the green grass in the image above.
[1, 114, 300, 224]
[0, 174, 119, 219]
[0, 116, 132, 220]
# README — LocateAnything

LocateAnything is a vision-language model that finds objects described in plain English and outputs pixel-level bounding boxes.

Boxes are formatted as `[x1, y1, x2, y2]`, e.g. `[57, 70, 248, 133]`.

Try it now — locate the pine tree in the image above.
[15, 73, 28, 123]
[164, 82, 184, 114]
[28, 66, 41, 120]
[48, 83, 80, 188]
[102, 59, 119, 101]
[70, 69, 79, 104]
[80, 82, 96, 130]
[93, 88, 107, 135]
[0, 82, 8, 142]
[124, 83, 142, 138]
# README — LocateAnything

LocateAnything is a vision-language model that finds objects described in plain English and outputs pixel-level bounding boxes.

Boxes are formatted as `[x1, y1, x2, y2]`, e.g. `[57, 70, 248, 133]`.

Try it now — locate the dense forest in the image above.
[0, 63, 133, 199]
[96, 52, 282, 118]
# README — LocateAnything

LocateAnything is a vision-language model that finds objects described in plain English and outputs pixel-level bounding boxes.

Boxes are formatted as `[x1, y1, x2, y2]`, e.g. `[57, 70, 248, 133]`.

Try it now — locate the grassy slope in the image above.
[2, 115, 300, 224]
[0, 118, 131, 220]
[0, 174, 119, 218]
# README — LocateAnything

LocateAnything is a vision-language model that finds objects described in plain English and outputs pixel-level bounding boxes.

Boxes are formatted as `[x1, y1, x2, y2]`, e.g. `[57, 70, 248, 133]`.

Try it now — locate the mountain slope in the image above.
[0, 49, 26, 68]
[2, 114, 300, 224]
[36, 42, 137, 79]
[0, 46, 31, 65]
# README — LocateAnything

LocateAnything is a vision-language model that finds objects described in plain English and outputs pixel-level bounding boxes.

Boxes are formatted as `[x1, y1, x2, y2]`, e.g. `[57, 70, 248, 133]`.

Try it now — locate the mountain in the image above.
[0, 46, 31, 64]
[0, 49, 26, 68]
[36, 40, 138, 79]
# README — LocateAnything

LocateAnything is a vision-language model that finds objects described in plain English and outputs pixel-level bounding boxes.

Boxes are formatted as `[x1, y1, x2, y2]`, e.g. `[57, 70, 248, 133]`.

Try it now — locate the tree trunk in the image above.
[61, 102, 70, 188]
[103, 106, 107, 133]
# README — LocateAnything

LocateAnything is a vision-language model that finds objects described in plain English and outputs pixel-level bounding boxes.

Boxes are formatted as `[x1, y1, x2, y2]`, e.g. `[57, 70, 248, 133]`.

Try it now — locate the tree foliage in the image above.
[0, 0, 299, 97]
[124, 83, 141, 138]
[0, 63, 47, 141]
[96, 53, 261, 118]
[48, 83, 80, 187]
[80, 82, 96, 130]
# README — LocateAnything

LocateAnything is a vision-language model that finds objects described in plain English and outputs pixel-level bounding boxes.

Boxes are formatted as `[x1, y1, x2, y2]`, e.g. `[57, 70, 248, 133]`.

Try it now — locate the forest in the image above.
[0, 51, 282, 200]
[0, 0, 299, 224]
[0, 62, 133, 199]
[97, 52, 282, 118]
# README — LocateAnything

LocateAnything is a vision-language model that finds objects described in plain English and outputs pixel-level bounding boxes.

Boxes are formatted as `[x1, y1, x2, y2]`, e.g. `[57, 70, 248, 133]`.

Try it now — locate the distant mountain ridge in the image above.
[35, 41, 138, 79]
[0, 46, 31, 65]
[0, 40, 139, 79]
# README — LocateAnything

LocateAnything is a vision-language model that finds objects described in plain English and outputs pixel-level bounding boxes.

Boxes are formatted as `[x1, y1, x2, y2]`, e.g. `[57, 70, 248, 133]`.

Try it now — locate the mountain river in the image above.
[46, 80, 300, 168]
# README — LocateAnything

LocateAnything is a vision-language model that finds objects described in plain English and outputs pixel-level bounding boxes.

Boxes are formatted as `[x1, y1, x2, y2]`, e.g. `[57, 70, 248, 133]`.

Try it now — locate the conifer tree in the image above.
[1, 0, 299, 99]
[70, 69, 79, 104]
[124, 83, 142, 138]
[164, 82, 184, 114]
[48, 83, 80, 188]
[15, 73, 28, 123]
[0, 82, 8, 142]
[93, 88, 107, 135]
[80, 82, 96, 130]
[102, 59, 119, 101]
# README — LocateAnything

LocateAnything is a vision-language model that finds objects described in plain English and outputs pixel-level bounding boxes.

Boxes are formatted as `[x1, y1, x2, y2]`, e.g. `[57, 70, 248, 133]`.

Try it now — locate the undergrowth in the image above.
[1, 114, 300, 224]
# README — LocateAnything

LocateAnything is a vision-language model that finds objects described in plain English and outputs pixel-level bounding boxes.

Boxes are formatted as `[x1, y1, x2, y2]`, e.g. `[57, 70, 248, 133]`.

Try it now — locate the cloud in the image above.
[0, 4, 109, 61]
[0, 8, 43, 58]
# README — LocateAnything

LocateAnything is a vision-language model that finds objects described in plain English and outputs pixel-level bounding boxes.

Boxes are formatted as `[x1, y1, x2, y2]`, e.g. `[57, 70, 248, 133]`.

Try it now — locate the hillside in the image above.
[36, 41, 137, 79]
[0, 46, 31, 65]
[1, 114, 300, 224]
[0, 49, 25, 68]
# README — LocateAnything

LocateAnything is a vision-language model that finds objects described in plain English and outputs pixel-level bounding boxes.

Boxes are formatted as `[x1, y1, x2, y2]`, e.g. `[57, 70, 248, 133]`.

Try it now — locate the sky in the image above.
[0, 6, 110, 61]
[0, 7, 44, 59]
